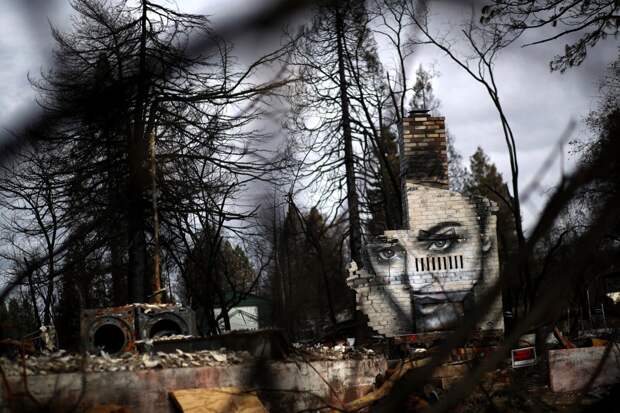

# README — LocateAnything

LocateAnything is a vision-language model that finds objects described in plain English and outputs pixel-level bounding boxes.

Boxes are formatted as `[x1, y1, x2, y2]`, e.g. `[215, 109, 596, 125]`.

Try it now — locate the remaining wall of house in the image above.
[549, 346, 620, 392]
[348, 111, 504, 337]
[1, 358, 386, 413]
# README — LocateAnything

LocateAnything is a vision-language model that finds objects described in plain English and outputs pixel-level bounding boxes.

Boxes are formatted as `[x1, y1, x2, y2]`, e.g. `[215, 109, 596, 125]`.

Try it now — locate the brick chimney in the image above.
[400, 109, 448, 190]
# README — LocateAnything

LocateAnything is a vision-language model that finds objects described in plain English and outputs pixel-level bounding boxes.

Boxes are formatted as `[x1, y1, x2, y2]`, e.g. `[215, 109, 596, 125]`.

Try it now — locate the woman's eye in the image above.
[378, 248, 397, 260]
[428, 239, 452, 251]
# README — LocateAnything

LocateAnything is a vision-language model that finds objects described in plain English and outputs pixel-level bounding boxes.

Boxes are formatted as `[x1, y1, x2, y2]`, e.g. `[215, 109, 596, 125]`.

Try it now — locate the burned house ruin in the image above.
[347, 110, 504, 336]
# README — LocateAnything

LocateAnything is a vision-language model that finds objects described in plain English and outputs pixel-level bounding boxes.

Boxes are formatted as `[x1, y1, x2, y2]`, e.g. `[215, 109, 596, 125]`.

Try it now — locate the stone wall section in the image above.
[347, 269, 413, 337]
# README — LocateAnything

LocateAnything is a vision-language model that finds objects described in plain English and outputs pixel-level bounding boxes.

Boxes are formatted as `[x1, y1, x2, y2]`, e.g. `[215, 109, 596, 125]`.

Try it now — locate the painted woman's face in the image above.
[364, 194, 490, 332]
[364, 239, 407, 280]
[365, 214, 481, 279]
[413, 221, 471, 271]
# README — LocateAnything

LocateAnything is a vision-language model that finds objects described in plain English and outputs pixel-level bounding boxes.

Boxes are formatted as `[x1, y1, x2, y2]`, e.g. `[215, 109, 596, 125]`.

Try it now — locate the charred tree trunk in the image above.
[147, 124, 162, 303]
[43, 258, 54, 326]
[127, 0, 151, 303]
[127, 126, 148, 303]
[110, 238, 126, 305]
[317, 249, 338, 326]
[335, 7, 362, 266]
[25, 260, 42, 328]
[104, 125, 127, 306]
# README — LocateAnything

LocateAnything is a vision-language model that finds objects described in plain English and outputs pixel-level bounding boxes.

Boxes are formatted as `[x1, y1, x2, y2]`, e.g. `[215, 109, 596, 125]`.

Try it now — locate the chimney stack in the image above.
[400, 109, 449, 189]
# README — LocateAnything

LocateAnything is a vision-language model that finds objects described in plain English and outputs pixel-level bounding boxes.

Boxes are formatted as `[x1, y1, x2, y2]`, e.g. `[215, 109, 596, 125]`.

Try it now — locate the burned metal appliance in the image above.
[135, 304, 196, 340]
[81, 304, 196, 355]
[81, 305, 137, 355]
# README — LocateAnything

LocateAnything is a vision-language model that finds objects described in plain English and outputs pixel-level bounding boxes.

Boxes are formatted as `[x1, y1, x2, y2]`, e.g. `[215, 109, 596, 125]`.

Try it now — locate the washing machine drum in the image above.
[143, 312, 191, 338]
[87, 316, 134, 354]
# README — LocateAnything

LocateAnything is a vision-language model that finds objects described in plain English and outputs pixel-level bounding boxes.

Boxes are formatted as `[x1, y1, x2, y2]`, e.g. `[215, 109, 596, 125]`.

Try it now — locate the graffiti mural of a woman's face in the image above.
[364, 190, 494, 332]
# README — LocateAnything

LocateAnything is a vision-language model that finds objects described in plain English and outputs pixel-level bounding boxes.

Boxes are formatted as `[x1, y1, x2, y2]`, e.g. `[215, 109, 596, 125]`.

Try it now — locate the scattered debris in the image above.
[151, 334, 194, 342]
[0, 340, 382, 377]
[0, 348, 253, 376]
[142, 329, 290, 359]
[290, 343, 378, 361]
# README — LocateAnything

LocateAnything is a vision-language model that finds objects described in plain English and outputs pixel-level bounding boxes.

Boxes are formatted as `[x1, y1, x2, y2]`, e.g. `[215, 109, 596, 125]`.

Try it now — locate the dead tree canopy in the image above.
[22, 0, 289, 308]
[480, 0, 619, 72]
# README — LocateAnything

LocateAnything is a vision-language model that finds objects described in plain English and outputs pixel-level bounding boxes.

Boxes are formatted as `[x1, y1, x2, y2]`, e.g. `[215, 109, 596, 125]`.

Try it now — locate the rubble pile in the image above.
[290, 343, 379, 361]
[127, 302, 177, 311]
[0, 348, 253, 376]
[151, 334, 194, 342]
[0, 341, 383, 377]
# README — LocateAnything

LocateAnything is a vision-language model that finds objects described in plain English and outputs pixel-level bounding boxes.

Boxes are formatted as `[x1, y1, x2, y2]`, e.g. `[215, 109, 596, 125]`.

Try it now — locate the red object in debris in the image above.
[513, 348, 534, 361]
[511, 347, 537, 368]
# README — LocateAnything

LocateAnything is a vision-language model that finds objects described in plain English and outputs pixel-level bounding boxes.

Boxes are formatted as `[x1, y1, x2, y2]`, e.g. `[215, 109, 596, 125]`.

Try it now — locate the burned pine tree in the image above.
[284, 0, 379, 266]
[37, 0, 232, 303]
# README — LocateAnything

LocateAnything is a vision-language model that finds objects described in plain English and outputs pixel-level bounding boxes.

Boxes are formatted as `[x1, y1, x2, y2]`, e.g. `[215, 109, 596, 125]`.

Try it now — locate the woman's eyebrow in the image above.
[417, 221, 462, 240]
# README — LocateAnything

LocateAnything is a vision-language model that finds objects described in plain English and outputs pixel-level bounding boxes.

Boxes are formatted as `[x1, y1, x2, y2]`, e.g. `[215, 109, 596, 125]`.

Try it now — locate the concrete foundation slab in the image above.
[1, 358, 386, 413]
[549, 346, 620, 392]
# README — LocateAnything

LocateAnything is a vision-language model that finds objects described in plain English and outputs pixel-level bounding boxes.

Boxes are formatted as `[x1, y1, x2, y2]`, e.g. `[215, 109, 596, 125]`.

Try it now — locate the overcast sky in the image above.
[410, 2, 617, 228]
[1, 0, 617, 230]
